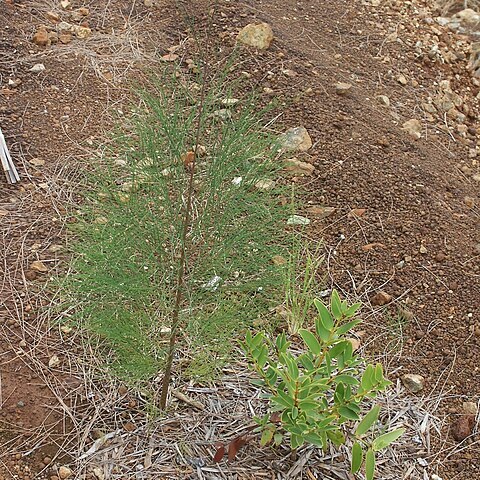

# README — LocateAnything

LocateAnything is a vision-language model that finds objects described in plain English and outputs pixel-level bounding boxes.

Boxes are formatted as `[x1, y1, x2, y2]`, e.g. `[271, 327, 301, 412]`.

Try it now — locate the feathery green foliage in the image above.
[64, 64, 289, 386]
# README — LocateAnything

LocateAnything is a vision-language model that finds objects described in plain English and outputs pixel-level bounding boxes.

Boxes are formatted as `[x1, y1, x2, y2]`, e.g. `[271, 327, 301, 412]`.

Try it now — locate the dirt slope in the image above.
[222, 0, 479, 478]
[1, 0, 478, 479]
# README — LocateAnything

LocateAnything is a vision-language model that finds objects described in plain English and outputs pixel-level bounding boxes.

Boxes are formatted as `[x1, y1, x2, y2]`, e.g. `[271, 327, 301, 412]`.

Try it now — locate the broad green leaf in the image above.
[347, 402, 360, 413]
[361, 364, 375, 391]
[316, 415, 336, 429]
[330, 290, 342, 320]
[336, 319, 362, 336]
[328, 341, 347, 358]
[275, 332, 288, 352]
[374, 363, 384, 382]
[299, 329, 322, 355]
[274, 432, 283, 446]
[276, 390, 295, 408]
[303, 432, 324, 447]
[365, 448, 375, 480]
[326, 429, 345, 446]
[251, 332, 264, 347]
[257, 346, 268, 368]
[338, 406, 360, 421]
[266, 366, 277, 386]
[291, 434, 304, 449]
[273, 394, 293, 409]
[372, 428, 405, 451]
[260, 428, 274, 446]
[314, 299, 334, 330]
[298, 400, 319, 411]
[284, 354, 299, 380]
[250, 378, 265, 386]
[344, 302, 362, 318]
[315, 318, 330, 342]
[299, 354, 314, 370]
[356, 405, 381, 436]
[351, 442, 363, 473]
[334, 375, 360, 385]
[343, 340, 353, 363]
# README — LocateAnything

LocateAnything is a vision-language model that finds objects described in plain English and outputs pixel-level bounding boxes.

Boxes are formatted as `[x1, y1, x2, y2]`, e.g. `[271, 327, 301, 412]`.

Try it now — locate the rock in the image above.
[213, 109, 231, 120]
[93, 467, 104, 480]
[48, 31, 59, 44]
[348, 208, 367, 217]
[464, 196, 475, 208]
[8, 78, 22, 87]
[419, 245, 428, 254]
[59, 33, 72, 44]
[58, 466, 72, 479]
[462, 402, 478, 415]
[287, 215, 310, 226]
[305, 206, 335, 219]
[377, 95, 390, 106]
[73, 25, 92, 39]
[284, 158, 315, 175]
[121, 181, 139, 193]
[402, 119, 422, 139]
[29, 63, 46, 73]
[57, 21, 73, 33]
[48, 355, 61, 368]
[348, 338, 361, 351]
[32, 27, 50, 46]
[370, 291, 392, 306]
[221, 98, 239, 106]
[255, 179, 276, 191]
[25, 270, 37, 281]
[453, 9, 480, 27]
[397, 74, 408, 85]
[60, 0, 71, 8]
[29, 158, 45, 166]
[144, 0, 154, 6]
[118, 385, 128, 395]
[46, 11, 60, 22]
[161, 53, 178, 62]
[271, 255, 287, 266]
[76, 7, 89, 16]
[123, 421, 136, 432]
[401, 373, 425, 393]
[279, 126, 312, 152]
[362, 242, 386, 251]
[335, 82, 352, 96]
[30, 260, 48, 272]
[237, 23, 274, 50]
[451, 415, 475, 441]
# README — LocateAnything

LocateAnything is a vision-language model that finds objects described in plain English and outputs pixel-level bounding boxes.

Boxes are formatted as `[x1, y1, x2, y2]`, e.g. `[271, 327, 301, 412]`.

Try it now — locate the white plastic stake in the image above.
[0, 126, 20, 184]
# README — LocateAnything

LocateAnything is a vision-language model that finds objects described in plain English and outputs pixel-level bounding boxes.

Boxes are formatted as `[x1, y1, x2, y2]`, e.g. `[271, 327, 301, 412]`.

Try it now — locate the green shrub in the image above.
[64, 65, 289, 391]
[244, 290, 404, 479]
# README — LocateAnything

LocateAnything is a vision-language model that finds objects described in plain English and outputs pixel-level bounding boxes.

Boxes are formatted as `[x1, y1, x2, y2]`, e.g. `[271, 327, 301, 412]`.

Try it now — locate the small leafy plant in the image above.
[244, 290, 404, 479]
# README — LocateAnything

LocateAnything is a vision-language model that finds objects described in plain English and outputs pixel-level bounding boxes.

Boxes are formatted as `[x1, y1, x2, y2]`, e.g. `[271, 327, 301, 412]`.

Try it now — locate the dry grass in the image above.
[24, 344, 442, 480]
[435, 0, 480, 15]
